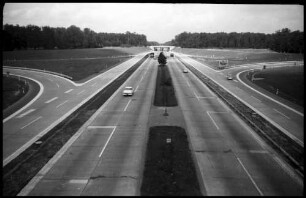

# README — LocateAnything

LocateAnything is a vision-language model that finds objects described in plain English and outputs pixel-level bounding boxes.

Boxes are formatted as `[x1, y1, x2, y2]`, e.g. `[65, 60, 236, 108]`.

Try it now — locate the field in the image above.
[3, 47, 150, 82]
[174, 48, 304, 69]
[247, 66, 304, 107]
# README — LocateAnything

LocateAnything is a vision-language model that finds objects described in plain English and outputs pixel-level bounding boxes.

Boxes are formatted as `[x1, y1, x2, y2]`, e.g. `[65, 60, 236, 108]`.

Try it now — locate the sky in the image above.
[3, 3, 304, 43]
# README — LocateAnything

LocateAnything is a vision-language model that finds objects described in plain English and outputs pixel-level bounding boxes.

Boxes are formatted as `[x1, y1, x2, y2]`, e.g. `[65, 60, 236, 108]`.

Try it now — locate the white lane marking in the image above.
[65, 89, 73, 93]
[237, 157, 264, 196]
[140, 75, 144, 82]
[135, 84, 140, 92]
[99, 127, 117, 157]
[124, 99, 132, 112]
[69, 179, 88, 184]
[206, 111, 219, 130]
[45, 97, 58, 104]
[47, 78, 53, 82]
[3, 74, 44, 123]
[237, 70, 303, 117]
[56, 100, 69, 109]
[251, 95, 261, 102]
[273, 108, 290, 120]
[91, 83, 97, 87]
[216, 98, 231, 112]
[20, 116, 42, 129]
[186, 80, 191, 87]
[56, 83, 59, 88]
[88, 126, 116, 129]
[193, 90, 199, 100]
[233, 79, 238, 82]
[16, 109, 36, 118]
[77, 90, 85, 95]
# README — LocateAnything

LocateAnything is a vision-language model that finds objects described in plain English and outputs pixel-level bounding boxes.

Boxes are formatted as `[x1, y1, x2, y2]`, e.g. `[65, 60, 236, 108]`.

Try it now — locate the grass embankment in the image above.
[141, 126, 202, 196]
[2, 55, 148, 196]
[177, 56, 304, 177]
[3, 75, 29, 110]
[3, 48, 148, 81]
[174, 48, 304, 69]
[247, 66, 304, 107]
[154, 64, 178, 106]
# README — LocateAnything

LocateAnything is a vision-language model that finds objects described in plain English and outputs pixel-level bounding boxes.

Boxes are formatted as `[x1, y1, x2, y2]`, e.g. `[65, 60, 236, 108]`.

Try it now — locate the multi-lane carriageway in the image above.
[3, 52, 303, 195]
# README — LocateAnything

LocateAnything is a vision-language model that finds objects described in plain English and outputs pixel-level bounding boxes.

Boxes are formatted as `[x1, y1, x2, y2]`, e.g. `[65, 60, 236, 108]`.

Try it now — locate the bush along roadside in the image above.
[177, 56, 304, 177]
[3, 54, 149, 196]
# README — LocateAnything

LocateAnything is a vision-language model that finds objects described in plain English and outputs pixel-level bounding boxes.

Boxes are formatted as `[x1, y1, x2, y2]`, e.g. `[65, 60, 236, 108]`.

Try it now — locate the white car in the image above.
[227, 73, 233, 80]
[183, 68, 188, 73]
[122, 86, 134, 96]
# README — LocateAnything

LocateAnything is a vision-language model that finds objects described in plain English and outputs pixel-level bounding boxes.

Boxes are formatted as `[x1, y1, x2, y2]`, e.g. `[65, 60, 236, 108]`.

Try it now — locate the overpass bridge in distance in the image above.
[148, 46, 176, 57]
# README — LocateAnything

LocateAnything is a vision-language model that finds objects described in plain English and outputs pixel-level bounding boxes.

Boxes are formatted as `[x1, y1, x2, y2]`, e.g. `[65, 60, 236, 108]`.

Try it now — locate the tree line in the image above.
[167, 28, 303, 53]
[3, 24, 149, 51]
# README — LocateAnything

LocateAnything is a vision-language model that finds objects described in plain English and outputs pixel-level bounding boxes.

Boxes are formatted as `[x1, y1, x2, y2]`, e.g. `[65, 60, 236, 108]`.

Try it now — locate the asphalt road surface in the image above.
[177, 54, 303, 146]
[18, 56, 302, 195]
[2, 52, 147, 166]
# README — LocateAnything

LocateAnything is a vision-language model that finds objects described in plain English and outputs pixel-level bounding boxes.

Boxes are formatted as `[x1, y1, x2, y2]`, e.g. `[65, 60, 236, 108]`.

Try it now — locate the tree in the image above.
[158, 52, 167, 65]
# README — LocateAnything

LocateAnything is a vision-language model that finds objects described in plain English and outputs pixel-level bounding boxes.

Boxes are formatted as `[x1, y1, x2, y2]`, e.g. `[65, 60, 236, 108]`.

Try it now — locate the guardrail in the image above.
[176, 56, 304, 177]
[3, 66, 73, 80]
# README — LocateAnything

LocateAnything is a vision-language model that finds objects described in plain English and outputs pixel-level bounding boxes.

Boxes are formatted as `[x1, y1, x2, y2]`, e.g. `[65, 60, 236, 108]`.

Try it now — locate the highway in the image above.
[19, 55, 156, 196]
[177, 54, 304, 146]
[2, 53, 147, 166]
[18, 56, 303, 195]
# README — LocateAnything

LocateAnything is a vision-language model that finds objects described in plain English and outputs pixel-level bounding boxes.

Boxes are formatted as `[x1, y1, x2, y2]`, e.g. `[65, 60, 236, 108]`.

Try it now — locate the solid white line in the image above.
[16, 109, 36, 118]
[88, 126, 116, 129]
[77, 90, 85, 95]
[3, 74, 44, 123]
[237, 157, 264, 196]
[251, 95, 261, 102]
[65, 89, 73, 93]
[273, 108, 290, 119]
[20, 116, 42, 129]
[124, 99, 132, 111]
[237, 70, 303, 117]
[56, 100, 68, 109]
[45, 97, 58, 104]
[207, 111, 219, 130]
[99, 127, 117, 157]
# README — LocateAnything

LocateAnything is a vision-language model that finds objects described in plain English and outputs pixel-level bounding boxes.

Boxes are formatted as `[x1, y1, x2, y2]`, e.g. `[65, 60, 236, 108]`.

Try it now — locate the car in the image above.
[226, 73, 233, 80]
[122, 86, 134, 96]
[183, 68, 188, 73]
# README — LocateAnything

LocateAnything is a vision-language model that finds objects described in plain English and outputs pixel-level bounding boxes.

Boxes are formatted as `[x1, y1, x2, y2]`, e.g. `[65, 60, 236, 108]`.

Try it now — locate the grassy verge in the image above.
[3, 55, 148, 196]
[2, 75, 29, 110]
[3, 48, 148, 81]
[141, 126, 202, 196]
[175, 48, 303, 70]
[177, 56, 304, 177]
[154, 64, 178, 106]
[246, 66, 304, 107]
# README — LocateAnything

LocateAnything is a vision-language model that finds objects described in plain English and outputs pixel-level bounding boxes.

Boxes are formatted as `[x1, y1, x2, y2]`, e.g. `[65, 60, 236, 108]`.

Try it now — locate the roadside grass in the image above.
[2, 75, 29, 110]
[141, 126, 202, 196]
[2, 55, 148, 196]
[247, 66, 304, 107]
[3, 47, 149, 82]
[174, 48, 304, 69]
[154, 64, 178, 106]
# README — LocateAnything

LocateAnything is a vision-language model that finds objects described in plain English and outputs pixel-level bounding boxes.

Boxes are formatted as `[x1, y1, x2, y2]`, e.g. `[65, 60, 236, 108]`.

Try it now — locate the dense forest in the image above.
[2, 24, 149, 51]
[165, 28, 304, 53]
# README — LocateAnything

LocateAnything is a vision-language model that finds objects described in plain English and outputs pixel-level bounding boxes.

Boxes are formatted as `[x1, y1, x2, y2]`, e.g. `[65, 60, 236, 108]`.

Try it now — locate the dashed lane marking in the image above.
[16, 109, 36, 118]
[20, 116, 42, 129]
[273, 108, 290, 120]
[65, 89, 73, 93]
[56, 100, 69, 109]
[45, 97, 58, 104]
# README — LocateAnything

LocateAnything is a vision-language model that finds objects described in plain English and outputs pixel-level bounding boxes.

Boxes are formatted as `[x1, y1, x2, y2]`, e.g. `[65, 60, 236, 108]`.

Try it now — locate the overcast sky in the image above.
[3, 3, 304, 43]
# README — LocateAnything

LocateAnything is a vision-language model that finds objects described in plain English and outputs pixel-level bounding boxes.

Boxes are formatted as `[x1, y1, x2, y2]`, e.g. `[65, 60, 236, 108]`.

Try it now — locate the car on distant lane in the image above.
[123, 86, 134, 96]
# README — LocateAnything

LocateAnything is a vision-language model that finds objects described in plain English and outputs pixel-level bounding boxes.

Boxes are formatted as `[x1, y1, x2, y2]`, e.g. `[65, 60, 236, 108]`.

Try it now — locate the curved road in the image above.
[2, 52, 148, 166]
